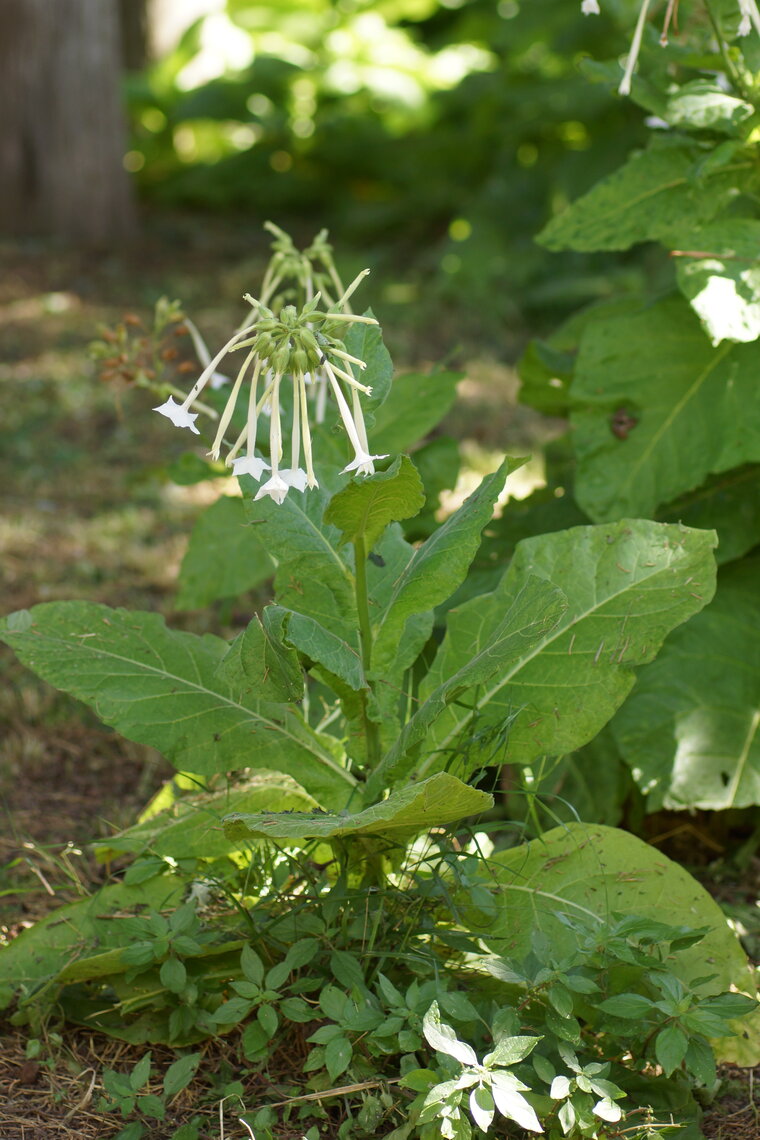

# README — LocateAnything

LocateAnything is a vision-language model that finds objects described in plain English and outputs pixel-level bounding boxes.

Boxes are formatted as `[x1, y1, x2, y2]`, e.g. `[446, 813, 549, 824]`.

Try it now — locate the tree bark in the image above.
[0, 0, 136, 247]
[119, 0, 149, 71]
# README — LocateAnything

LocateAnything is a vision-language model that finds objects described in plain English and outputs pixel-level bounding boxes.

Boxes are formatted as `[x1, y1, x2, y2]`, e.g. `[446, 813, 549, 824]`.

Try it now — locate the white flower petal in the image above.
[232, 455, 271, 481]
[254, 472, 290, 504]
[341, 450, 389, 477]
[581, 0, 600, 12]
[281, 467, 308, 492]
[153, 396, 200, 435]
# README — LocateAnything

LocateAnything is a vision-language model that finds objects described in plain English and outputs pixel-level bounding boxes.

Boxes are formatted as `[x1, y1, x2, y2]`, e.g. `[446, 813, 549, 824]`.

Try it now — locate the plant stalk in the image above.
[353, 535, 381, 772]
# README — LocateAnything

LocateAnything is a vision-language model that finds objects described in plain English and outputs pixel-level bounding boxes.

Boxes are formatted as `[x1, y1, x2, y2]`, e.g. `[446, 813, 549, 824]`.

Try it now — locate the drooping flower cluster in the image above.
[582, 0, 760, 94]
[154, 226, 387, 505]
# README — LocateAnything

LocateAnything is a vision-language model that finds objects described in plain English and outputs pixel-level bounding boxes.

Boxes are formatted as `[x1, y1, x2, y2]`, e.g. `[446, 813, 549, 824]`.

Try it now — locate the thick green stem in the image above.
[704, 0, 752, 101]
[354, 535, 382, 772]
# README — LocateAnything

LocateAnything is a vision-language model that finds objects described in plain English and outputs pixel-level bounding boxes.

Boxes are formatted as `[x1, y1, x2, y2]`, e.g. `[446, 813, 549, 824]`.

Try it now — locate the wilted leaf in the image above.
[224, 772, 493, 845]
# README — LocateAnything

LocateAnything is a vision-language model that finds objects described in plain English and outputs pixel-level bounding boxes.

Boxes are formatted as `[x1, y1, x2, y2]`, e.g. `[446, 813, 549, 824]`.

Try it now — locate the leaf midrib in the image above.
[22, 628, 356, 785]
[617, 341, 733, 499]
[416, 543, 703, 775]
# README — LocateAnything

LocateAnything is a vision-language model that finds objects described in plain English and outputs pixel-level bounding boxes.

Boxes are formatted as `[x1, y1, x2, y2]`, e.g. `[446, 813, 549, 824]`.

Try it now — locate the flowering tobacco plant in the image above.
[3, 216, 760, 1137]
[154, 225, 386, 505]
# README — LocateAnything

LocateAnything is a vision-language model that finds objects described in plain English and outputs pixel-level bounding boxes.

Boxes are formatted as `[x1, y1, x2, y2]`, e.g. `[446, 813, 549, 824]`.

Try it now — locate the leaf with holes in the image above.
[538, 139, 754, 252]
[571, 295, 760, 521]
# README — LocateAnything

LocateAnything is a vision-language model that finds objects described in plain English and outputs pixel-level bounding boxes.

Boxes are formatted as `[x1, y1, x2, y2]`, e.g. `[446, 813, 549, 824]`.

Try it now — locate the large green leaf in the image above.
[673, 219, 760, 345]
[663, 80, 754, 135]
[0, 876, 184, 1009]
[176, 495, 275, 610]
[370, 575, 567, 796]
[272, 604, 365, 691]
[369, 370, 462, 453]
[611, 559, 760, 811]
[224, 772, 492, 845]
[100, 773, 318, 859]
[370, 459, 517, 678]
[517, 339, 575, 417]
[216, 608, 304, 703]
[571, 295, 760, 521]
[0, 603, 355, 808]
[517, 297, 644, 418]
[538, 140, 754, 252]
[324, 455, 425, 551]
[479, 823, 760, 1064]
[366, 522, 434, 739]
[380, 521, 717, 789]
[242, 481, 358, 645]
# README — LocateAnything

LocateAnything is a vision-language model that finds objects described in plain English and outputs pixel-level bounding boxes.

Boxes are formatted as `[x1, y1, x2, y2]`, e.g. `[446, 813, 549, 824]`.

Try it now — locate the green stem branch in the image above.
[704, 0, 752, 101]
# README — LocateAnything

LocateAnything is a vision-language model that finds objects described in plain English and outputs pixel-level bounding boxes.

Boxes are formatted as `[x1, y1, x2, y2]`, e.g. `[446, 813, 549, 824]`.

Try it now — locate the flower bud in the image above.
[272, 345, 291, 373]
[292, 348, 309, 374]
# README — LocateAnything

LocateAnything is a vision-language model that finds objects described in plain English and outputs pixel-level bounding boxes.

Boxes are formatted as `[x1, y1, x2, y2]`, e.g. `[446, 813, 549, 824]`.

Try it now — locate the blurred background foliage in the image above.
[124, 0, 654, 347]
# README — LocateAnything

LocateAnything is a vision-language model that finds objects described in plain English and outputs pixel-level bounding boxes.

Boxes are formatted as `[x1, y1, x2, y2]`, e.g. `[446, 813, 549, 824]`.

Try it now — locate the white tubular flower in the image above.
[153, 395, 200, 434]
[342, 450, 388, 477]
[154, 233, 385, 504]
[182, 317, 230, 389]
[737, 0, 760, 35]
[281, 468, 308, 492]
[582, 0, 600, 14]
[322, 359, 388, 478]
[232, 455, 270, 481]
[153, 322, 255, 434]
[619, 0, 652, 96]
[254, 471, 290, 505]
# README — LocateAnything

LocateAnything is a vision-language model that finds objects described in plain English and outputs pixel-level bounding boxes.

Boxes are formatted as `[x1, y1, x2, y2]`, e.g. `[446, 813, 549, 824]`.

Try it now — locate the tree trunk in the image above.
[119, 0, 149, 71]
[0, 0, 136, 247]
